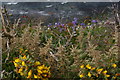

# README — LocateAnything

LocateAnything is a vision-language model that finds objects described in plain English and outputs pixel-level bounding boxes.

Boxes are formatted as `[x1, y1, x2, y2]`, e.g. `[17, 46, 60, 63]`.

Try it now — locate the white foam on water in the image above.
[7, 2, 18, 5]
[61, 0, 68, 4]
[37, 11, 45, 14]
[46, 5, 53, 8]
[19, 11, 28, 14]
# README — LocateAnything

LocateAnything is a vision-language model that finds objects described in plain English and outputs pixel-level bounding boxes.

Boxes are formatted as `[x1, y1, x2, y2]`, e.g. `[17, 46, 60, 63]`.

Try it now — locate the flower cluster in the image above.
[79, 63, 120, 80]
[47, 22, 68, 32]
[47, 17, 98, 33]
[13, 49, 51, 79]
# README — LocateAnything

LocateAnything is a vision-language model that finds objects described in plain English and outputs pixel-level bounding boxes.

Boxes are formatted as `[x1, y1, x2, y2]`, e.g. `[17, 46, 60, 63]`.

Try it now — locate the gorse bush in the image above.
[79, 63, 120, 80]
[13, 49, 51, 79]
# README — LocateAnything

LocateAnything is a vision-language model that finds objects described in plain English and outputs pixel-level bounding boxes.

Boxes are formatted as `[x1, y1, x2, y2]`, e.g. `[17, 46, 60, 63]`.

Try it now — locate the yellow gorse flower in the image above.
[25, 66, 28, 70]
[20, 72, 24, 76]
[42, 70, 49, 73]
[34, 74, 38, 78]
[22, 61, 26, 66]
[24, 50, 28, 52]
[106, 74, 110, 77]
[27, 70, 32, 78]
[28, 70, 32, 76]
[96, 74, 98, 77]
[79, 74, 84, 78]
[43, 74, 47, 77]
[13, 62, 19, 67]
[37, 65, 50, 74]
[96, 68, 103, 74]
[18, 67, 23, 73]
[20, 48, 23, 51]
[80, 65, 84, 68]
[19, 51, 22, 53]
[15, 58, 21, 63]
[34, 61, 40, 66]
[18, 68, 25, 76]
[88, 72, 91, 77]
[22, 55, 27, 59]
[19, 48, 23, 53]
[37, 65, 44, 70]
[113, 76, 116, 79]
[86, 64, 91, 69]
[91, 67, 95, 70]
[37, 70, 43, 74]
[103, 70, 107, 74]
[112, 64, 117, 68]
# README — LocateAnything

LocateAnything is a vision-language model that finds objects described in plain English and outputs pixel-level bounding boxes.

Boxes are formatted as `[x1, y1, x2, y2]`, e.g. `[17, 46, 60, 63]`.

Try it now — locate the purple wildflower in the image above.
[54, 26, 57, 28]
[92, 20, 97, 23]
[74, 17, 78, 21]
[59, 28, 63, 32]
[80, 23, 85, 26]
[72, 21, 77, 25]
[55, 23, 58, 25]
[61, 24, 65, 27]
[72, 26, 75, 31]
[57, 22, 61, 25]
[48, 25, 50, 27]
[54, 23, 58, 28]
[48, 23, 52, 27]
